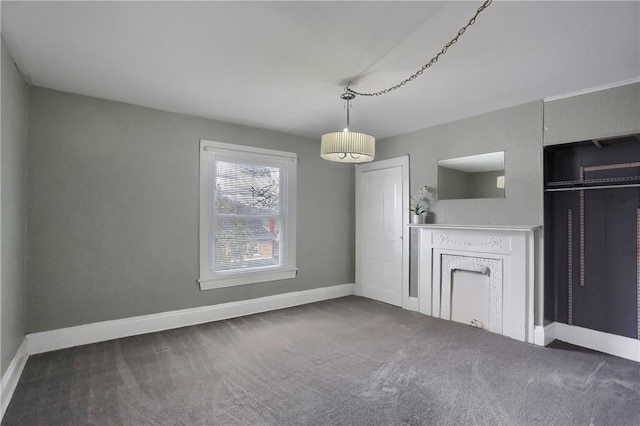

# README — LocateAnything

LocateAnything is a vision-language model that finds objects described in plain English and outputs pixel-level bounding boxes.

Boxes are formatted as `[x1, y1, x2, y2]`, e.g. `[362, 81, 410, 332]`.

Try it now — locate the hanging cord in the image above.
[345, 0, 493, 97]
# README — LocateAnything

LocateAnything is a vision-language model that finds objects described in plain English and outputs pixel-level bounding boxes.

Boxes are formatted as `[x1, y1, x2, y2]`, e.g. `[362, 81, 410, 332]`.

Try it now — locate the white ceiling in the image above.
[2, 1, 639, 140]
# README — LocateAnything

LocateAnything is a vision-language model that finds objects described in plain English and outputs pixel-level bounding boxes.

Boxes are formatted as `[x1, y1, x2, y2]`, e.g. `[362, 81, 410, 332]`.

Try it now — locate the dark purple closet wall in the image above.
[544, 137, 640, 339]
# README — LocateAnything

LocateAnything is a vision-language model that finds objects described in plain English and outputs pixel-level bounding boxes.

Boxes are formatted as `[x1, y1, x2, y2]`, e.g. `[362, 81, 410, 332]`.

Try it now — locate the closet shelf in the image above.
[547, 175, 640, 188]
[545, 175, 640, 192]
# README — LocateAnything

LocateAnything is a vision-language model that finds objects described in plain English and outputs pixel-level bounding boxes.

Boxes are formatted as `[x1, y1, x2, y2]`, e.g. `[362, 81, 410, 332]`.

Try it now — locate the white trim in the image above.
[405, 296, 419, 312]
[198, 139, 297, 289]
[543, 322, 558, 346]
[199, 139, 210, 283]
[534, 325, 554, 347]
[527, 231, 536, 344]
[545, 322, 640, 362]
[417, 228, 433, 316]
[408, 224, 538, 232]
[354, 282, 363, 297]
[543, 77, 640, 103]
[1, 338, 28, 420]
[534, 326, 544, 346]
[200, 139, 297, 159]
[27, 284, 355, 355]
[417, 226, 536, 343]
[199, 268, 297, 290]
[400, 157, 410, 310]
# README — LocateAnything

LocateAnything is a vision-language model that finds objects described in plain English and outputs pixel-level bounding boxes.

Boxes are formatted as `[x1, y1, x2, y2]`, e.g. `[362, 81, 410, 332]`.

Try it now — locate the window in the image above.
[199, 140, 297, 289]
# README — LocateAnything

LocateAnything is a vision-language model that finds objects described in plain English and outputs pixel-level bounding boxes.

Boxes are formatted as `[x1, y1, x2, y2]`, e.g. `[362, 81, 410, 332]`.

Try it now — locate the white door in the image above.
[356, 157, 408, 307]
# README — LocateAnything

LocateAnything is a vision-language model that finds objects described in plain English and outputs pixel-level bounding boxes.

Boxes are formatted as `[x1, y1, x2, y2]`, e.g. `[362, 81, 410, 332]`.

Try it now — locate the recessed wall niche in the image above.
[544, 134, 640, 340]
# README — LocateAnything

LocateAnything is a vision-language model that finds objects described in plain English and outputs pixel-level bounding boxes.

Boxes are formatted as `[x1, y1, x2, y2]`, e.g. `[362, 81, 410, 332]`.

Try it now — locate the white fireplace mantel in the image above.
[412, 224, 538, 343]
[408, 224, 538, 232]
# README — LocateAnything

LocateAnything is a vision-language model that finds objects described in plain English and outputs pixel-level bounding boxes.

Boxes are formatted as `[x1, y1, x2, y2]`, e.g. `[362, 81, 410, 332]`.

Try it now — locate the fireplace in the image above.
[414, 225, 537, 343]
[441, 254, 502, 333]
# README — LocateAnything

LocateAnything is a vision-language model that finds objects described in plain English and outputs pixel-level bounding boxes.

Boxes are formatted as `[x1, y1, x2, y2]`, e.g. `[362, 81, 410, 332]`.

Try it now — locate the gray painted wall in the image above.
[1, 38, 28, 376]
[15, 73, 640, 339]
[27, 87, 355, 332]
[377, 82, 639, 328]
[542, 81, 639, 326]
[377, 101, 544, 227]
[376, 101, 544, 325]
[544, 82, 640, 146]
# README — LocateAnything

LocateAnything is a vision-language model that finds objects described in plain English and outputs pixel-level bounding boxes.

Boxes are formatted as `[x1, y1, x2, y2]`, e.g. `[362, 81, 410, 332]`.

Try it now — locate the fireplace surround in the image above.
[440, 254, 502, 333]
[412, 225, 537, 343]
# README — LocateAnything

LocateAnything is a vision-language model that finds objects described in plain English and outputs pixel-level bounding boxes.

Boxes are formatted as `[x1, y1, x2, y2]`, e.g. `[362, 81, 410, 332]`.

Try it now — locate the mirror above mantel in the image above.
[437, 151, 505, 200]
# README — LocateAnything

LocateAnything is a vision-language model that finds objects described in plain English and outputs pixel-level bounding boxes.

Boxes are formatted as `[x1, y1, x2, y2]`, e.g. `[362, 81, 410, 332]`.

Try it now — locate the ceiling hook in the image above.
[344, 83, 356, 98]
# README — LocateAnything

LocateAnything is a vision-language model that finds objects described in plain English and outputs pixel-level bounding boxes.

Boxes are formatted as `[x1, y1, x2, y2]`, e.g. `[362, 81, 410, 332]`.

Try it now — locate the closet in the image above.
[544, 134, 640, 341]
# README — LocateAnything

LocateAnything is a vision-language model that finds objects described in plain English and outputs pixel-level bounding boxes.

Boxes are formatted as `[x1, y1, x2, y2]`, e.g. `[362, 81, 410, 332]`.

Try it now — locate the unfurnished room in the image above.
[1, 1, 640, 425]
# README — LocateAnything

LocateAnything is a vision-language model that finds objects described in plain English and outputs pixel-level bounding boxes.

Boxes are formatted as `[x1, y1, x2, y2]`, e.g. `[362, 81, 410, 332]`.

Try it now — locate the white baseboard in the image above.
[1, 284, 355, 422]
[533, 323, 558, 347]
[543, 322, 558, 346]
[545, 322, 640, 362]
[1, 338, 29, 420]
[542, 322, 558, 346]
[534, 325, 545, 346]
[404, 296, 419, 312]
[27, 283, 355, 355]
[354, 283, 362, 297]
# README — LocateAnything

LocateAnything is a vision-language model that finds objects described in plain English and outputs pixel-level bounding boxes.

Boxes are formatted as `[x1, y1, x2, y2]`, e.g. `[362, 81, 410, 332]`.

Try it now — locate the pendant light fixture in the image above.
[320, 0, 493, 163]
[320, 92, 375, 163]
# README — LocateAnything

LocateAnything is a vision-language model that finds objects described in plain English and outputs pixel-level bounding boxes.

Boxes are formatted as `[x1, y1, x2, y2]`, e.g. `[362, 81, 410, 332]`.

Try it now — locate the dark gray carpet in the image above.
[3, 296, 640, 425]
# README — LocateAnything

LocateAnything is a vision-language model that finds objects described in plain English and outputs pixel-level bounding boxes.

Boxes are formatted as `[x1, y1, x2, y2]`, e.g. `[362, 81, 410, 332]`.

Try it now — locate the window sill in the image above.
[198, 268, 298, 290]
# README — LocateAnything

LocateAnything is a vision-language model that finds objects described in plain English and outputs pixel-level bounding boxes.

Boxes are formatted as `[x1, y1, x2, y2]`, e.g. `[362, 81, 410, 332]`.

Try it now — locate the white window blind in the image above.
[199, 140, 297, 289]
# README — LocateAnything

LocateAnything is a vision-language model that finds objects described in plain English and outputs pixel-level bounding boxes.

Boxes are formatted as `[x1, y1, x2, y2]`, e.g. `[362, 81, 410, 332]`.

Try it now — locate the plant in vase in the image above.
[410, 186, 432, 224]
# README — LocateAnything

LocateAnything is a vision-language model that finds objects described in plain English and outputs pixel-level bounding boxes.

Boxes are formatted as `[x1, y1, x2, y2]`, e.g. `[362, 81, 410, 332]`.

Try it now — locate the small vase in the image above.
[411, 214, 424, 224]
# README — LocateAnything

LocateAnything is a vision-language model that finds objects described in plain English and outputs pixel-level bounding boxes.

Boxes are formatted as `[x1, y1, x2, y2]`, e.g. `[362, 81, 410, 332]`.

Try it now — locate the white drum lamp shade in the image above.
[320, 131, 375, 163]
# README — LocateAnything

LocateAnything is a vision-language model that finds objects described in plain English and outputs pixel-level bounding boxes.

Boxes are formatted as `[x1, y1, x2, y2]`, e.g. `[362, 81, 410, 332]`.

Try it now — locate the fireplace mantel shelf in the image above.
[408, 224, 540, 232]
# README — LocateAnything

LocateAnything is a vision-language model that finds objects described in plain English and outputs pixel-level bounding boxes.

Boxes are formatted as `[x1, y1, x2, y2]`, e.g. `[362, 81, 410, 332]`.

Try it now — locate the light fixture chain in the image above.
[345, 0, 492, 97]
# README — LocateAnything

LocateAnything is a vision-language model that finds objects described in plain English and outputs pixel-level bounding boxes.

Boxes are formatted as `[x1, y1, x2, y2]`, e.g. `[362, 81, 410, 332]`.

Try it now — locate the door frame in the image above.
[355, 156, 411, 310]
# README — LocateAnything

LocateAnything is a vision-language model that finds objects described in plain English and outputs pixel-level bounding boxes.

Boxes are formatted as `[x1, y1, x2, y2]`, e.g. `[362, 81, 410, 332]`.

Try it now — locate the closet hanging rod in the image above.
[545, 183, 640, 192]
[547, 175, 640, 187]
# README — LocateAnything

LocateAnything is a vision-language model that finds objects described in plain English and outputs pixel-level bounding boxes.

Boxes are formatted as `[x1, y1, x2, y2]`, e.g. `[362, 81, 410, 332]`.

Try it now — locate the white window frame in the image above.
[199, 140, 297, 290]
